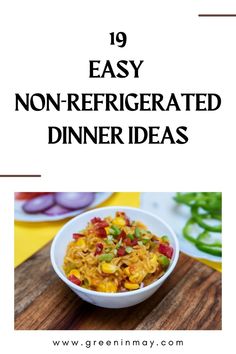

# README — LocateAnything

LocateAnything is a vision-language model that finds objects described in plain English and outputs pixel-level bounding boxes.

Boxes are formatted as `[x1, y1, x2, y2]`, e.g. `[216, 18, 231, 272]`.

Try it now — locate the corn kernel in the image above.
[97, 281, 117, 292]
[105, 227, 110, 235]
[129, 270, 146, 283]
[124, 282, 140, 290]
[112, 217, 126, 227]
[101, 262, 118, 274]
[68, 269, 80, 278]
[124, 267, 130, 276]
[76, 238, 86, 248]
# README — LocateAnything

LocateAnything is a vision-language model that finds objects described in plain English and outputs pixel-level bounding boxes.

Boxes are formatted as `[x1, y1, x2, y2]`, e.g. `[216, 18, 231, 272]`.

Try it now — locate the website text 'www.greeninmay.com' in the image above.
[52, 338, 184, 349]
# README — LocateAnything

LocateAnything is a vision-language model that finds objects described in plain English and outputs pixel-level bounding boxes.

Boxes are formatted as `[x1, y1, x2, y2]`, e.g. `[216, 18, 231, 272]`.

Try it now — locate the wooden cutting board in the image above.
[15, 242, 221, 330]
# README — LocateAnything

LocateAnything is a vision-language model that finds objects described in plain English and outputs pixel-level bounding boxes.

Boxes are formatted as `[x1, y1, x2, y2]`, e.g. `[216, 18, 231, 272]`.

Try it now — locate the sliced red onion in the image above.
[54, 192, 95, 210]
[23, 194, 55, 214]
[43, 204, 71, 216]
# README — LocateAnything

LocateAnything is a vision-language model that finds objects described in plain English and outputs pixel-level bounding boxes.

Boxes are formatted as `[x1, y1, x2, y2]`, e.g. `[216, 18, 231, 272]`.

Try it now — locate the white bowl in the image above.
[51, 206, 179, 308]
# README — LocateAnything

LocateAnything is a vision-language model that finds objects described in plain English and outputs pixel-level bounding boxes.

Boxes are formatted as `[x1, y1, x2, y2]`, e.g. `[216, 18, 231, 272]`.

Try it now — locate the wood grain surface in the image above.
[15, 242, 222, 330]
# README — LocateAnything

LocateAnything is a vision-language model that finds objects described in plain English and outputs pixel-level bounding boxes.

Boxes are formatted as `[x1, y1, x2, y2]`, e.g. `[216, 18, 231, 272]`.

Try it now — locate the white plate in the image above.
[141, 192, 221, 263]
[15, 192, 113, 222]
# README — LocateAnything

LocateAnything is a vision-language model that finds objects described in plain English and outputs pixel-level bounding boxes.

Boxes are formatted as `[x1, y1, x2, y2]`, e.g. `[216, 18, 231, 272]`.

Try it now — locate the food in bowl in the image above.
[63, 211, 174, 293]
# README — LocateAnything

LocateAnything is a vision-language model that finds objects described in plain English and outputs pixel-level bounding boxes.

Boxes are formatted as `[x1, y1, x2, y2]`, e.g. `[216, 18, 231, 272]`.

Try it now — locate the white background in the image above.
[0, 0, 235, 352]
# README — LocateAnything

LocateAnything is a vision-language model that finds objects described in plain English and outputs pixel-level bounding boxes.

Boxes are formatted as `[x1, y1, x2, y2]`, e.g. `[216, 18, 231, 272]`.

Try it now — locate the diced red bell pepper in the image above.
[68, 274, 81, 286]
[123, 237, 132, 246]
[73, 233, 84, 240]
[125, 216, 131, 226]
[94, 220, 109, 229]
[159, 243, 173, 259]
[117, 230, 126, 240]
[91, 217, 109, 229]
[131, 238, 138, 246]
[117, 246, 126, 257]
[95, 227, 107, 238]
[90, 217, 109, 238]
[94, 243, 103, 256]
[91, 217, 102, 224]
